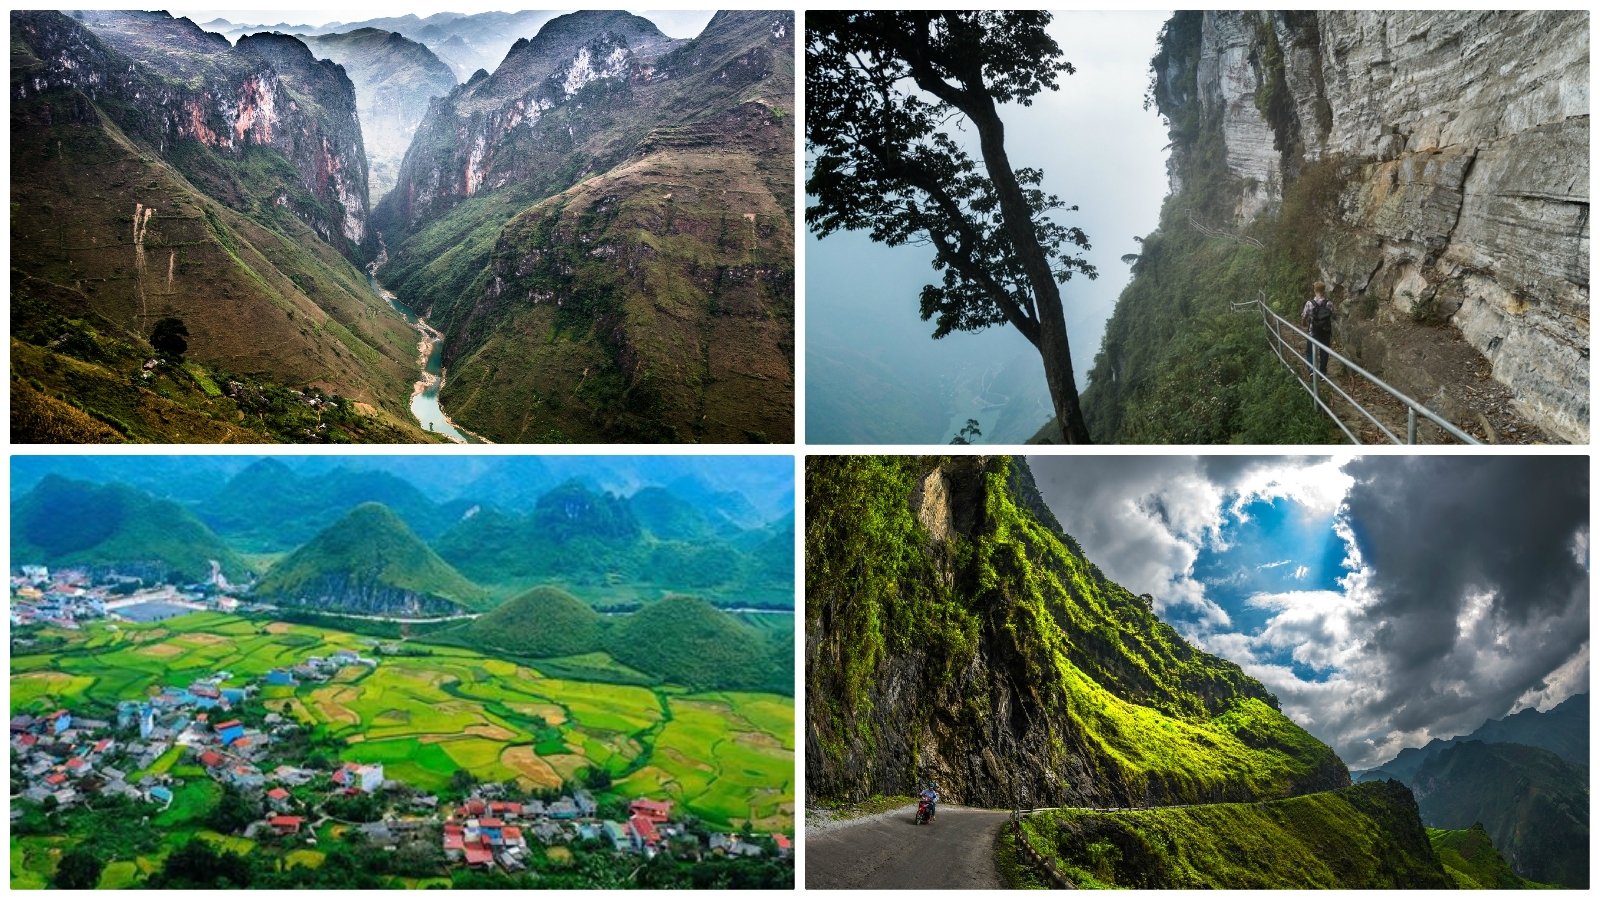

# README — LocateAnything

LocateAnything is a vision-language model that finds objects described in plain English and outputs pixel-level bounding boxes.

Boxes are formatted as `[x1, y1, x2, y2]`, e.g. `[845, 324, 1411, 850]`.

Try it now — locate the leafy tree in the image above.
[150, 839, 253, 888]
[54, 847, 104, 889]
[150, 317, 189, 360]
[950, 418, 982, 444]
[808, 12, 1098, 442]
[208, 783, 261, 834]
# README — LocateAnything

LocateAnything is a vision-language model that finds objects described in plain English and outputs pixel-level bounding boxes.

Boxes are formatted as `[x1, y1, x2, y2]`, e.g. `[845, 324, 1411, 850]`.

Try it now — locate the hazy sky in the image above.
[806, 11, 1172, 443]
[1027, 455, 1591, 770]
[172, 9, 717, 39]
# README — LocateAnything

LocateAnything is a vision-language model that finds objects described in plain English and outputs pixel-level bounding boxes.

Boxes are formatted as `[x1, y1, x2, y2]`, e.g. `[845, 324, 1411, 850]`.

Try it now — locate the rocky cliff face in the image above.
[1167, 11, 1588, 441]
[373, 11, 683, 241]
[299, 29, 459, 204]
[262, 572, 464, 617]
[806, 456, 1349, 809]
[14, 10, 376, 264]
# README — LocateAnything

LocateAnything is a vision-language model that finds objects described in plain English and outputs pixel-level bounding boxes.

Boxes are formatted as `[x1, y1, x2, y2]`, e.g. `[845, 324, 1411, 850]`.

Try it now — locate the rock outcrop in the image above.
[806, 456, 1350, 810]
[298, 29, 459, 204]
[14, 11, 378, 264]
[373, 11, 683, 242]
[1170, 11, 1588, 441]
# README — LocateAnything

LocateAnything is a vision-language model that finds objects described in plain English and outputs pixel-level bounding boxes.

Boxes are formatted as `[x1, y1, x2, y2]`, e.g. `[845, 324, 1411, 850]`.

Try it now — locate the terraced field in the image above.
[11, 613, 793, 830]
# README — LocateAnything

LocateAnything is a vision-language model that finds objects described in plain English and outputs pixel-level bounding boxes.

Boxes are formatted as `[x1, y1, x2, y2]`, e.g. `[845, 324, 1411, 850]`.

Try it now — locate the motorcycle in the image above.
[916, 797, 934, 825]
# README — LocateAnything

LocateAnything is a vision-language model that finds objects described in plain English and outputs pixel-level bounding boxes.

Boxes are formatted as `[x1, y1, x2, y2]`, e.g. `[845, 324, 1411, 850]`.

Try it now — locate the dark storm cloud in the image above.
[1021, 454, 1589, 768]
[1340, 456, 1589, 739]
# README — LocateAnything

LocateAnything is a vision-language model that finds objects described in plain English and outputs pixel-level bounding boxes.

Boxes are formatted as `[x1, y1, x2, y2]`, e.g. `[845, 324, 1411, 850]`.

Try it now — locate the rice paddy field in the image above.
[11, 613, 794, 832]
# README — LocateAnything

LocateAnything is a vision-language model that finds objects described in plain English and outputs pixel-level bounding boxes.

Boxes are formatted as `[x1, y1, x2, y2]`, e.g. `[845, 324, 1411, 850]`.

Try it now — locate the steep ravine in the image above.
[805, 456, 1349, 810]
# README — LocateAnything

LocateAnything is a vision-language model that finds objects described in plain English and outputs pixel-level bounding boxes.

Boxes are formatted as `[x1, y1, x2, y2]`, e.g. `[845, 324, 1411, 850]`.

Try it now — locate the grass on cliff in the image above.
[1429, 824, 1560, 889]
[1015, 782, 1453, 889]
[806, 456, 1346, 805]
[1071, 11, 1340, 445]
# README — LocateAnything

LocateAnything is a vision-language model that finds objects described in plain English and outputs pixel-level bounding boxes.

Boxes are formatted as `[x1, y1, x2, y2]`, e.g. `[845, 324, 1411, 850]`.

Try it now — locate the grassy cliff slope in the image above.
[1015, 780, 1452, 888]
[1429, 823, 1559, 889]
[806, 455, 1347, 808]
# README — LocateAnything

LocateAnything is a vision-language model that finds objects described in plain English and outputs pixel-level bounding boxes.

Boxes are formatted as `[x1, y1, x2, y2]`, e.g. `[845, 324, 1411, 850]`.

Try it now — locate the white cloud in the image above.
[1292, 565, 1309, 580]
[1257, 559, 1291, 570]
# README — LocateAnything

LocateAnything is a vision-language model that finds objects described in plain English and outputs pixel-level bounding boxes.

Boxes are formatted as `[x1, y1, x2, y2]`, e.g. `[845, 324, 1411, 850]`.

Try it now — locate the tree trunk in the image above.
[960, 90, 1092, 443]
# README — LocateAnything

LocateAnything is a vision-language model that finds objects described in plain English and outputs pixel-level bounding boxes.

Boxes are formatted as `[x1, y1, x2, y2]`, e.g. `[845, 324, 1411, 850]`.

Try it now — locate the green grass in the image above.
[14, 611, 793, 832]
[1015, 782, 1453, 889]
[807, 456, 1345, 806]
[1429, 825, 1558, 889]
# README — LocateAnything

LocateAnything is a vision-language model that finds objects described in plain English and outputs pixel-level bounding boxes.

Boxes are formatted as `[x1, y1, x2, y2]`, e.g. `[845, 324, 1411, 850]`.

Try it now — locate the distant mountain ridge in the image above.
[1358, 692, 1589, 782]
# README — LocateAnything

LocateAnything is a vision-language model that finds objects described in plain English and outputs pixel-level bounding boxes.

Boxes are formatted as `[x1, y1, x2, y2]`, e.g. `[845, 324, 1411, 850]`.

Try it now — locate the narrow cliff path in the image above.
[805, 804, 1009, 889]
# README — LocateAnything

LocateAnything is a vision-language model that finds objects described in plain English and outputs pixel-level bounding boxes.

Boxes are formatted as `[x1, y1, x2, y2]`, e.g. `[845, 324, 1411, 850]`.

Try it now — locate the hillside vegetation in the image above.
[1429, 824, 1558, 889]
[255, 503, 489, 614]
[1015, 781, 1452, 888]
[12, 476, 251, 582]
[1412, 741, 1589, 888]
[9, 11, 429, 442]
[459, 591, 791, 695]
[377, 10, 795, 443]
[806, 455, 1347, 807]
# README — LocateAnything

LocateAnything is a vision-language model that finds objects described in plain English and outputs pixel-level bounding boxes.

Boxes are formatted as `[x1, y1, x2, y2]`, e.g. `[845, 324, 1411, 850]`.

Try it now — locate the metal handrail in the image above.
[1233, 291, 1481, 445]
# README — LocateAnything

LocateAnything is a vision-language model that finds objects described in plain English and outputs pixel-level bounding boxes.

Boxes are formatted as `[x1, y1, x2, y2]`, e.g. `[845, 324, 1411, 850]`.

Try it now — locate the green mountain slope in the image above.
[1413, 741, 1588, 888]
[1359, 692, 1589, 784]
[10, 12, 429, 442]
[603, 594, 772, 691]
[297, 29, 458, 203]
[1014, 781, 1451, 888]
[12, 476, 251, 582]
[806, 455, 1348, 808]
[434, 480, 790, 602]
[255, 502, 488, 615]
[462, 586, 603, 658]
[1429, 823, 1558, 889]
[376, 10, 794, 443]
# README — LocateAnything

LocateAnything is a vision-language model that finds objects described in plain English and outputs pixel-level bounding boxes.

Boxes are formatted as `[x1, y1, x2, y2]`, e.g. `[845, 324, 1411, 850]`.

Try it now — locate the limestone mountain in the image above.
[806, 455, 1349, 808]
[10, 11, 426, 440]
[1411, 741, 1588, 888]
[461, 585, 604, 659]
[198, 458, 460, 552]
[12, 476, 251, 583]
[1430, 823, 1559, 889]
[375, 10, 795, 442]
[255, 502, 488, 615]
[296, 29, 459, 204]
[1073, 11, 1588, 444]
[1359, 691, 1589, 782]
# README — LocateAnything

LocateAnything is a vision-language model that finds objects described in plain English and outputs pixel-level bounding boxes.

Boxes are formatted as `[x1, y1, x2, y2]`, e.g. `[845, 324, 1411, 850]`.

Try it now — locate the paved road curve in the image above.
[806, 804, 1012, 889]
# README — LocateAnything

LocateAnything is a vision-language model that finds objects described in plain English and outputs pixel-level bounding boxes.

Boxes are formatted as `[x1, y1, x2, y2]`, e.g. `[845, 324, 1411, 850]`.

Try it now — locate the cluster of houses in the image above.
[433, 792, 787, 871]
[262, 649, 377, 687]
[11, 567, 241, 632]
[9, 567, 105, 630]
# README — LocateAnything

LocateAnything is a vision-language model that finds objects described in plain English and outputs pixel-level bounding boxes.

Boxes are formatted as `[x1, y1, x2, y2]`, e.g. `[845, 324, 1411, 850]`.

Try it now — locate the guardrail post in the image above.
[1407, 408, 1416, 445]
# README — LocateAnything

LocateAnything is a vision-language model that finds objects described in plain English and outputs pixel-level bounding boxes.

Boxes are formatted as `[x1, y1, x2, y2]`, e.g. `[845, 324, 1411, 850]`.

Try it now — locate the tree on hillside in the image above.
[807, 11, 1098, 443]
[150, 316, 189, 361]
[54, 847, 104, 889]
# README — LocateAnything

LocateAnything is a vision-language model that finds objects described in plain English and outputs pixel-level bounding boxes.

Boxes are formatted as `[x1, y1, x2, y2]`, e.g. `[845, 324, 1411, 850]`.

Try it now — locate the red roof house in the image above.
[629, 814, 661, 847]
[463, 845, 494, 867]
[266, 787, 290, 802]
[268, 815, 304, 835]
[630, 798, 673, 823]
[45, 773, 66, 785]
[199, 750, 224, 768]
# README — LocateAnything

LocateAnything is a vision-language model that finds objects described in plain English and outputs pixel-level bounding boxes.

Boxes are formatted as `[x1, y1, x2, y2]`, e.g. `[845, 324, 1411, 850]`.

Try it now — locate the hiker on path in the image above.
[1302, 281, 1334, 378]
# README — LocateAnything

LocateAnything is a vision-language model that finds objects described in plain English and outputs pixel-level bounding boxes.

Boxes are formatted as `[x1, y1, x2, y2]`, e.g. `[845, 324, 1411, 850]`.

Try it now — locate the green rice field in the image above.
[11, 613, 793, 833]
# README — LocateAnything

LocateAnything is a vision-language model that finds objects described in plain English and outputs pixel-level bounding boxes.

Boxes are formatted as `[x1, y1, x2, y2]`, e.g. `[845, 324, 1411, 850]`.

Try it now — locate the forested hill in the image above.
[805, 455, 1348, 808]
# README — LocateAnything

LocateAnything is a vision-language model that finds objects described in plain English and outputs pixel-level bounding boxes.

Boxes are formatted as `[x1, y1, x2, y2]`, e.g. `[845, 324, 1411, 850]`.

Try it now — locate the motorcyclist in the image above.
[919, 781, 940, 822]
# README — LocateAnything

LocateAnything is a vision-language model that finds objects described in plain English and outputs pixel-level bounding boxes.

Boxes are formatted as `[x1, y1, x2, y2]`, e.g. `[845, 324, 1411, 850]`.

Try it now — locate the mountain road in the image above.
[805, 804, 1011, 889]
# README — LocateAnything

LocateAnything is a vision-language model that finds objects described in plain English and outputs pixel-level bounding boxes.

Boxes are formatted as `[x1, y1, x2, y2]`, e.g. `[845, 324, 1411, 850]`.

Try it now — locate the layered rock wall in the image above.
[1183, 11, 1588, 441]
[12, 11, 376, 263]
